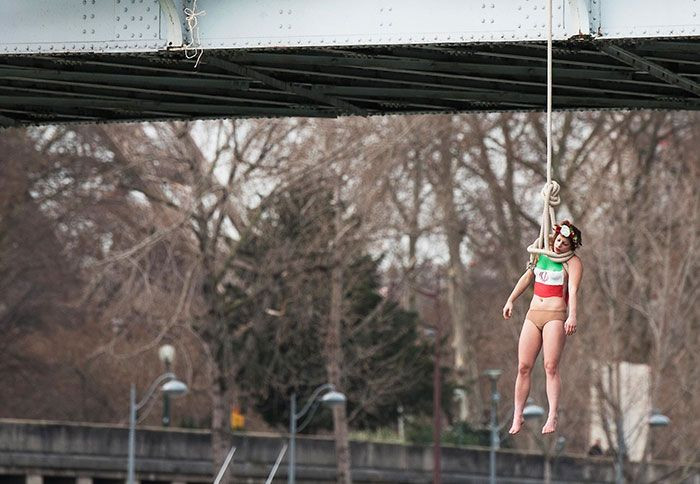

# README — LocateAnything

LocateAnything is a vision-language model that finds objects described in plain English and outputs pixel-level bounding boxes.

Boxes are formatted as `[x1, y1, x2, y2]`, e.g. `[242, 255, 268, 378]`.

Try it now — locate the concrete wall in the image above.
[0, 419, 697, 483]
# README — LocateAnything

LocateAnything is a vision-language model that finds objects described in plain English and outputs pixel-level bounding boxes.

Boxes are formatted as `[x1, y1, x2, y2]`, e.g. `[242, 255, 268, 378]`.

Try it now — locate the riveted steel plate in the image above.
[1, 0, 169, 54]
[598, 0, 699, 38]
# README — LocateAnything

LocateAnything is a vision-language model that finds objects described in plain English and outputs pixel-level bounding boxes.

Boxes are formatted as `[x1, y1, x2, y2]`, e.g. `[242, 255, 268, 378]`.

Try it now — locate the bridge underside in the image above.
[2, 37, 700, 126]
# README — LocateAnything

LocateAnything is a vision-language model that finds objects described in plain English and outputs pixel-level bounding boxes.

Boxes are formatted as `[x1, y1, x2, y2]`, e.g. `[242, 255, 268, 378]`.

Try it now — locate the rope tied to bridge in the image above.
[525, 0, 574, 267]
[184, 0, 206, 68]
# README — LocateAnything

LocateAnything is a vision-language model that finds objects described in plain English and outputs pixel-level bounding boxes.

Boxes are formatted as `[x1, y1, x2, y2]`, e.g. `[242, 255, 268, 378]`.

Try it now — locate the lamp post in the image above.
[522, 399, 565, 484]
[613, 408, 669, 483]
[127, 372, 188, 484]
[288, 383, 346, 484]
[646, 409, 670, 473]
[484, 369, 503, 484]
[414, 283, 443, 484]
[158, 344, 176, 426]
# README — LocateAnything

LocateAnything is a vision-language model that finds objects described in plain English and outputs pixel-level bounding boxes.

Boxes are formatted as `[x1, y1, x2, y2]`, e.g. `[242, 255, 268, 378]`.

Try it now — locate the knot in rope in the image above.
[541, 180, 561, 207]
[526, 180, 574, 265]
[184, 0, 206, 68]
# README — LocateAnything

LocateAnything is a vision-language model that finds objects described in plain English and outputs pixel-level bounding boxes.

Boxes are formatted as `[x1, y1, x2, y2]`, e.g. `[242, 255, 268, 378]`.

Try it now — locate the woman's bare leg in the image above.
[509, 320, 542, 435]
[541, 319, 566, 434]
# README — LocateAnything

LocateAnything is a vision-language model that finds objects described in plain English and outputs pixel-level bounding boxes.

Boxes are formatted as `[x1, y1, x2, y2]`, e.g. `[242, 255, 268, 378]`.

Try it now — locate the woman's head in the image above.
[551, 220, 582, 253]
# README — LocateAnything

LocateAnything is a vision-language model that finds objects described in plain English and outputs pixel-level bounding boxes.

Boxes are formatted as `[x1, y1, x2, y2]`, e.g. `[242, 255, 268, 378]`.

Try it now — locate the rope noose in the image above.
[526, 0, 574, 267]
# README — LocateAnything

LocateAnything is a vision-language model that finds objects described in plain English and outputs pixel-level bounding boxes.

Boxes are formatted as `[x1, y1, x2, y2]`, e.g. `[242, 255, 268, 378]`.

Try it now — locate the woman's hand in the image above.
[503, 300, 513, 320]
[564, 316, 577, 336]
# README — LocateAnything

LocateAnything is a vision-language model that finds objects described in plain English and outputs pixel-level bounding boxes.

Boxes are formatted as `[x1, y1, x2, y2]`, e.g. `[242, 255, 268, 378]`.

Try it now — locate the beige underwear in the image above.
[525, 309, 567, 331]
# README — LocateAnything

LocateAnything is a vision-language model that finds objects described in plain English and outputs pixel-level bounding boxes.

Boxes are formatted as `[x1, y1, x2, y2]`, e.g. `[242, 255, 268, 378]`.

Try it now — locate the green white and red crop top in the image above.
[533, 254, 567, 299]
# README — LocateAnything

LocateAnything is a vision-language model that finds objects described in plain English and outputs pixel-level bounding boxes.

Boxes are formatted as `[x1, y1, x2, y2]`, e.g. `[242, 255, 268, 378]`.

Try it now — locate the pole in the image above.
[615, 413, 626, 484]
[162, 361, 171, 426]
[288, 393, 297, 484]
[433, 295, 442, 484]
[213, 446, 237, 484]
[489, 378, 500, 484]
[266, 443, 289, 484]
[127, 384, 136, 484]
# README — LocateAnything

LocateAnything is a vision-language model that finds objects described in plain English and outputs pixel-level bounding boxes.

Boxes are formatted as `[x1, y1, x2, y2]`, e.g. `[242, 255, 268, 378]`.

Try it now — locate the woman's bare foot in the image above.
[542, 415, 558, 434]
[509, 416, 524, 435]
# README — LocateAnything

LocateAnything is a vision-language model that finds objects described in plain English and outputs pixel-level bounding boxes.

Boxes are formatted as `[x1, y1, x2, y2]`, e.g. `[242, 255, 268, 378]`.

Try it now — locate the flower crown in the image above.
[554, 223, 580, 245]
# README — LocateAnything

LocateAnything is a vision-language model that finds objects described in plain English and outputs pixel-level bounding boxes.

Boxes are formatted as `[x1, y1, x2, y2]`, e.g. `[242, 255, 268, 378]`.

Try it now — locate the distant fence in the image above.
[0, 419, 697, 484]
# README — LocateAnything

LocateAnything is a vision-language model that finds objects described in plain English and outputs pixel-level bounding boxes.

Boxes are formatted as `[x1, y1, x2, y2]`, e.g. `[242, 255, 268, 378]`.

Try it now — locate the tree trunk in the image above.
[211, 363, 232, 483]
[445, 227, 483, 424]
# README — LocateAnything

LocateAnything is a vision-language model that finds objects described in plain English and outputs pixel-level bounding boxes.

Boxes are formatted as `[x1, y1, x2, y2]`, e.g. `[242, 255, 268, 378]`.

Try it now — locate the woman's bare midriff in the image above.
[530, 295, 567, 311]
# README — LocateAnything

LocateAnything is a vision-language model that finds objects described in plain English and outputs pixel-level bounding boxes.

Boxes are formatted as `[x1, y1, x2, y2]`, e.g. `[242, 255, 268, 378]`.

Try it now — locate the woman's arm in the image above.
[564, 256, 583, 335]
[503, 269, 534, 319]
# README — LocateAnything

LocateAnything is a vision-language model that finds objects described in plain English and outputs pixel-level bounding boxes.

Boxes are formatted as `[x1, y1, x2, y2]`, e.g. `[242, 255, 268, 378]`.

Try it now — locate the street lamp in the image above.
[288, 383, 346, 484]
[523, 399, 545, 421]
[614, 408, 670, 483]
[158, 344, 176, 426]
[483, 369, 503, 484]
[521, 399, 562, 484]
[649, 409, 670, 428]
[647, 409, 670, 464]
[127, 372, 188, 484]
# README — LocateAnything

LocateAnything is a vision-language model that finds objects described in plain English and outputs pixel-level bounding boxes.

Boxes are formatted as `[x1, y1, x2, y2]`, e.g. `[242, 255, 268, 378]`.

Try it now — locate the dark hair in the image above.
[553, 220, 582, 250]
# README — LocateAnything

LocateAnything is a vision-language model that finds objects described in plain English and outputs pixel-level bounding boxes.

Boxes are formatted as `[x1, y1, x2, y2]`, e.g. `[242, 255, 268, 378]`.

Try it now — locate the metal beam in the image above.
[599, 44, 700, 97]
[0, 66, 249, 92]
[228, 51, 636, 82]
[157, 0, 185, 49]
[0, 96, 342, 117]
[206, 58, 366, 115]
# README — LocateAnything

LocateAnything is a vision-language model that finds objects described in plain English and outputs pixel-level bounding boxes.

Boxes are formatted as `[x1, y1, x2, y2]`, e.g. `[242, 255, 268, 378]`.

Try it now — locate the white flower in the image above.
[560, 225, 571, 237]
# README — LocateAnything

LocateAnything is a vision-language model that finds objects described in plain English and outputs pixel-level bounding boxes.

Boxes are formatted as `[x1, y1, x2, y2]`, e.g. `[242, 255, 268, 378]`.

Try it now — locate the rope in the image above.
[184, 0, 206, 68]
[526, 0, 574, 266]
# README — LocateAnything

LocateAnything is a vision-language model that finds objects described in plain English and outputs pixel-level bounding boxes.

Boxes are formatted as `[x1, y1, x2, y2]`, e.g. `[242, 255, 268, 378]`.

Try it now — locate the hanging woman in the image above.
[502, 221, 583, 434]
